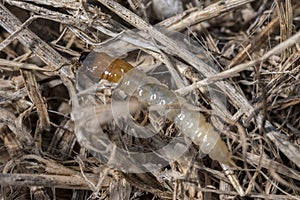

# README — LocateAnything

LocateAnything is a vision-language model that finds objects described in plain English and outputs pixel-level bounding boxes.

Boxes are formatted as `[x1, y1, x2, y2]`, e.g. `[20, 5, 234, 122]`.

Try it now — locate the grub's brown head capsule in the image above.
[80, 52, 134, 83]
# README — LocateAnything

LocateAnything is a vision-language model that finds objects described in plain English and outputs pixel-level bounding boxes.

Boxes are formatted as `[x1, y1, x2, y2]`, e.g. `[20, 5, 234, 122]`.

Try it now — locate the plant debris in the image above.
[0, 0, 299, 199]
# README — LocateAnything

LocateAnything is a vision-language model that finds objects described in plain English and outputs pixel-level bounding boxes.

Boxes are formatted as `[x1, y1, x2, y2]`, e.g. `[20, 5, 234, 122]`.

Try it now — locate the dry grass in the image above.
[0, 0, 299, 199]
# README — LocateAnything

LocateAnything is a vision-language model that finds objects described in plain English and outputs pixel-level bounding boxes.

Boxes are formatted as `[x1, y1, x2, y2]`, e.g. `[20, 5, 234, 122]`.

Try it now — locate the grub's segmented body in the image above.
[82, 52, 234, 166]
[117, 69, 234, 165]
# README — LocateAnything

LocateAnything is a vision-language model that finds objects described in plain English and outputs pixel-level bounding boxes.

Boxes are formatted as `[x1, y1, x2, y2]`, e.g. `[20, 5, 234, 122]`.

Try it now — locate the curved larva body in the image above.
[80, 52, 234, 165]
[118, 69, 234, 165]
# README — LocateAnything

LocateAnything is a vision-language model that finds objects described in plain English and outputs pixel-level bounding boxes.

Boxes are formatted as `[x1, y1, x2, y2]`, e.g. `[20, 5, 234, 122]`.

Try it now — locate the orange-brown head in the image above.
[80, 52, 134, 83]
